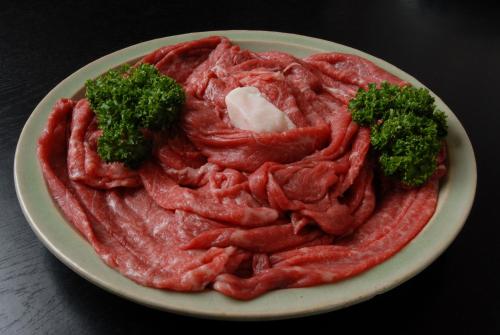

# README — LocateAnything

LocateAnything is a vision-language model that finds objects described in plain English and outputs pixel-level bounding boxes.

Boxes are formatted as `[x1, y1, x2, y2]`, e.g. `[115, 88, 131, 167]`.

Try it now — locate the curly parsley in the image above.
[348, 82, 447, 187]
[85, 63, 185, 167]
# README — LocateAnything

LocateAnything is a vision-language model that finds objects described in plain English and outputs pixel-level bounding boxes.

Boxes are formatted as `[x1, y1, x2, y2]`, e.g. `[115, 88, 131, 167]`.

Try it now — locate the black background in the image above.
[1, 0, 499, 333]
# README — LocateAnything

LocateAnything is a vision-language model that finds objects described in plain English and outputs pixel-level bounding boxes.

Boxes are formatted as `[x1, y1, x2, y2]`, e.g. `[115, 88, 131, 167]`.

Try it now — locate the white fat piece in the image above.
[225, 86, 295, 133]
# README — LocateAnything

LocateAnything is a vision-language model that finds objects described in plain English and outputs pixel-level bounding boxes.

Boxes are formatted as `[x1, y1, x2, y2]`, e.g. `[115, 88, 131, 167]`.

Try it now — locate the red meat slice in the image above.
[182, 223, 323, 253]
[304, 53, 407, 88]
[139, 161, 279, 226]
[142, 36, 223, 84]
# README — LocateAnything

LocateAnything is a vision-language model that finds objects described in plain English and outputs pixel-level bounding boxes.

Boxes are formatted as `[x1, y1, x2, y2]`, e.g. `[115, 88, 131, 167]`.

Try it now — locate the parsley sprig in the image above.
[348, 82, 447, 187]
[85, 63, 185, 168]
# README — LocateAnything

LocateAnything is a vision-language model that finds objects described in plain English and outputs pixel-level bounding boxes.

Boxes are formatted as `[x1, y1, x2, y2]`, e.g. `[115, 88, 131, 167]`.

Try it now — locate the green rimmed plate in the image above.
[14, 30, 476, 320]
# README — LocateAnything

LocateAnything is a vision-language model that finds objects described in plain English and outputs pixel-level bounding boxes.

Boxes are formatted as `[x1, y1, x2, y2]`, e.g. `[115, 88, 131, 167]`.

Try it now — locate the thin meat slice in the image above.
[182, 224, 323, 253]
[248, 160, 345, 207]
[38, 99, 98, 244]
[141, 36, 223, 84]
[302, 99, 356, 161]
[335, 127, 371, 195]
[139, 161, 279, 226]
[336, 187, 419, 247]
[154, 131, 207, 170]
[185, 37, 254, 101]
[304, 53, 407, 88]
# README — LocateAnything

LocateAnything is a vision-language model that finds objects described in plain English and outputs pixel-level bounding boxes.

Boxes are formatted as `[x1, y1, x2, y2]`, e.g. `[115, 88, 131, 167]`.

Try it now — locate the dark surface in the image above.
[1, 0, 499, 333]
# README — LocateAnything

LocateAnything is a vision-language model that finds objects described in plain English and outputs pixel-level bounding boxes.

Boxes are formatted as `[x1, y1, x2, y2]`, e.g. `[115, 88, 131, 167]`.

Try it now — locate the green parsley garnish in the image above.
[348, 82, 447, 187]
[85, 63, 185, 168]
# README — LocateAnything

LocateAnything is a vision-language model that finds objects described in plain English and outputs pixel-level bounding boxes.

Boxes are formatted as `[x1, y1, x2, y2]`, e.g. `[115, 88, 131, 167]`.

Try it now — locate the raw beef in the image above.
[38, 36, 443, 300]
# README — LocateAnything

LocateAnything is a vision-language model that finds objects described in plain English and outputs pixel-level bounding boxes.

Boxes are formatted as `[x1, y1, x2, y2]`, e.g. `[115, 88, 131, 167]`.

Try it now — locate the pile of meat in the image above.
[38, 36, 442, 300]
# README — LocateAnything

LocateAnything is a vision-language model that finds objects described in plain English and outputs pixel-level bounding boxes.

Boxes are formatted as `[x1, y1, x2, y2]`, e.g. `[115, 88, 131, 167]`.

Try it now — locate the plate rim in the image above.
[14, 30, 477, 320]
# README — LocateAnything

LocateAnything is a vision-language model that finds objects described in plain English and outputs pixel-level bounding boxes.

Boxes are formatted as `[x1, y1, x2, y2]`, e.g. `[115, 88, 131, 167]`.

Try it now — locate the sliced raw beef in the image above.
[38, 36, 444, 299]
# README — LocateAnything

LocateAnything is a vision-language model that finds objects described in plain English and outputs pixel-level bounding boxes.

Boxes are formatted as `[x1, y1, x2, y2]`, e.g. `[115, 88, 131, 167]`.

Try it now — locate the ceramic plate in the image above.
[14, 30, 476, 320]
